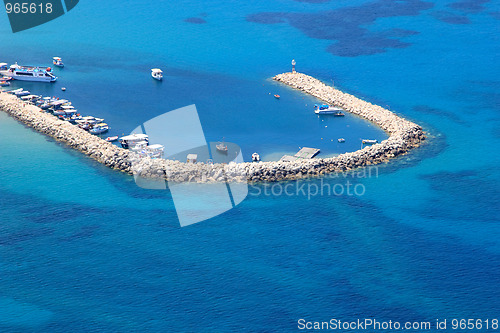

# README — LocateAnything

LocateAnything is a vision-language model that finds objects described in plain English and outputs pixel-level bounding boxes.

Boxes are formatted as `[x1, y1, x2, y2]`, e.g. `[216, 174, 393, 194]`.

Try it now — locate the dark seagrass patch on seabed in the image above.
[246, 0, 433, 57]
[184, 17, 207, 24]
[431, 10, 470, 24]
[419, 170, 500, 223]
[447, 0, 490, 13]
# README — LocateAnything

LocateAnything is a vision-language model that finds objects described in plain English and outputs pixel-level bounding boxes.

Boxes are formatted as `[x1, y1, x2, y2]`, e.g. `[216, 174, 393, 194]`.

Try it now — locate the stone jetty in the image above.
[0, 72, 425, 183]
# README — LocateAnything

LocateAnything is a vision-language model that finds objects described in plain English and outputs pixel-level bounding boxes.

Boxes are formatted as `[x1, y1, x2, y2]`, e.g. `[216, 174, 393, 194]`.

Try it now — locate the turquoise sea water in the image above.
[1, 0, 499, 331]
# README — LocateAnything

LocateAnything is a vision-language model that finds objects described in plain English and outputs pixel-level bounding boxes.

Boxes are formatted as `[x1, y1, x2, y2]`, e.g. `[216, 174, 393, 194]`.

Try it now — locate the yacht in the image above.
[151, 68, 163, 81]
[314, 104, 344, 115]
[119, 134, 149, 149]
[0, 63, 57, 82]
[53, 57, 64, 67]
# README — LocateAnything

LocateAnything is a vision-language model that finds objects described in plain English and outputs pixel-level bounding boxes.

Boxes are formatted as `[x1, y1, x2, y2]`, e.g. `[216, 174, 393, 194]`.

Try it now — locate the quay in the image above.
[0, 71, 426, 183]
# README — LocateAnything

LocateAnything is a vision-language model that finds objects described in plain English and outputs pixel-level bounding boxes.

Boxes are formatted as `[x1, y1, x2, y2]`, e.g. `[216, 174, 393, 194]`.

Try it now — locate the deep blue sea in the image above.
[1, 0, 499, 331]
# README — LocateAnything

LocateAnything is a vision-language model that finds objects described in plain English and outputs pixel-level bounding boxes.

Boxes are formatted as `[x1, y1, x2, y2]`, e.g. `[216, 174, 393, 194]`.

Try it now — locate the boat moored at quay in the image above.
[119, 134, 149, 149]
[314, 104, 344, 116]
[0, 62, 57, 82]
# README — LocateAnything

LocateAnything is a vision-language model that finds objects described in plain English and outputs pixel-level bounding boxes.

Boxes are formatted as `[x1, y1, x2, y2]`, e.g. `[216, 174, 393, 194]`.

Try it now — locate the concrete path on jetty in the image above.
[0, 72, 426, 183]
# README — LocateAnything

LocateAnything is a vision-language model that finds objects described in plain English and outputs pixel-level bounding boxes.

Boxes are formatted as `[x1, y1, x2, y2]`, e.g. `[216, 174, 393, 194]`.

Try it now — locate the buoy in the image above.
[61, 87, 66, 91]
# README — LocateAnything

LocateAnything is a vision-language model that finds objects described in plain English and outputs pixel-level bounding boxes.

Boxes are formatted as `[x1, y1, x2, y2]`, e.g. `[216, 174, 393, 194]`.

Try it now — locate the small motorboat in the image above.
[151, 68, 163, 81]
[145, 144, 165, 159]
[1, 76, 12, 81]
[274, 94, 280, 99]
[89, 123, 109, 135]
[105, 136, 119, 142]
[362, 139, 378, 144]
[0, 80, 10, 86]
[78, 123, 91, 131]
[21, 95, 41, 103]
[61, 87, 66, 91]
[216, 138, 228, 153]
[119, 134, 149, 149]
[53, 57, 64, 67]
[338, 138, 345, 143]
[314, 104, 344, 115]
[334, 111, 345, 117]
[6, 88, 23, 94]
[252, 152, 260, 162]
[14, 90, 30, 97]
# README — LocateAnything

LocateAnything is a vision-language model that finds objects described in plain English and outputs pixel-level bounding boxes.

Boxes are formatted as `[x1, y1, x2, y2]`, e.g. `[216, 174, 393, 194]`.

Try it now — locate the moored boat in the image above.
[14, 90, 30, 97]
[151, 68, 163, 81]
[53, 57, 64, 67]
[145, 144, 165, 159]
[6, 88, 23, 94]
[105, 136, 119, 142]
[362, 139, 378, 144]
[314, 104, 344, 115]
[119, 134, 149, 149]
[20, 95, 41, 103]
[89, 123, 109, 134]
[338, 138, 345, 143]
[0, 62, 57, 82]
[216, 138, 228, 153]
[274, 94, 280, 99]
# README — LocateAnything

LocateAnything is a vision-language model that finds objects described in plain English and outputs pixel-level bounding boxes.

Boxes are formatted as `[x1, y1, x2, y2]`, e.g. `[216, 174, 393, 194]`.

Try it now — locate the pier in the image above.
[0, 71, 426, 183]
[280, 147, 320, 162]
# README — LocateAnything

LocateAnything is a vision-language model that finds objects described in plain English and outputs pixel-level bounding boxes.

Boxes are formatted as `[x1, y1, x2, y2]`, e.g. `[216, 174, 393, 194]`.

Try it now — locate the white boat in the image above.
[130, 141, 149, 152]
[53, 57, 64, 67]
[89, 123, 109, 134]
[76, 116, 103, 125]
[252, 152, 260, 162]
[145, 144, 164, 159]
[338, 138, 345, 143]
[14, 90, 30, 97]
[21, 95, 41, 103]
[0, 63, 57, 82]
[151, 68, 163, 81]
[314, 104, 344, 115]
[6, 88, 23, 94]
[49, 99, 69, 107]
[0, 80, 10, 87]
[59, 105, 77, 115]
[216, 138, 228, 153]
[105, 136, 119, 142]
[362, 139, 378, 144]
[119, 134, 149, 149]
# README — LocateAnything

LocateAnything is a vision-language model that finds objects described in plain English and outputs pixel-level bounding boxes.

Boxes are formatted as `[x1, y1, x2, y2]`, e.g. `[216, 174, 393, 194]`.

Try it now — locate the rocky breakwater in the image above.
[0, 91, 247, 184]
[0, 70, 425, 184]
[0, 92, 135, 174]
